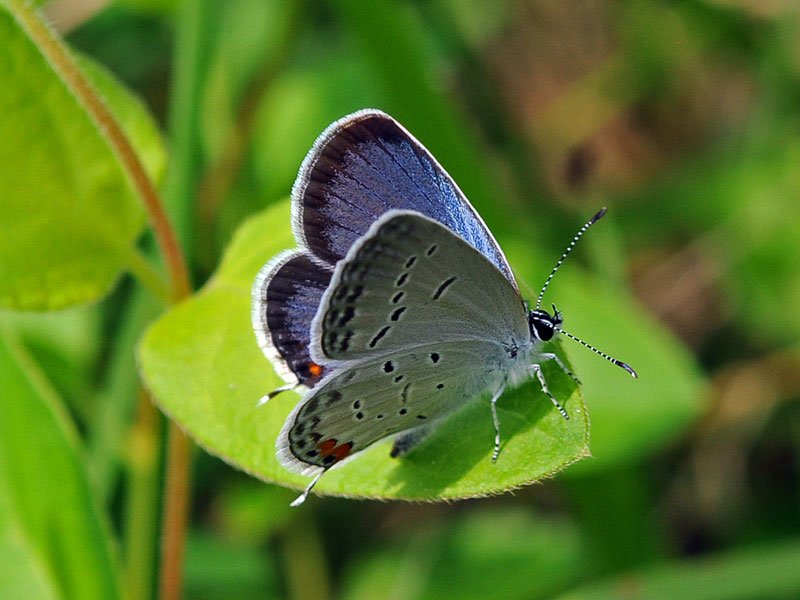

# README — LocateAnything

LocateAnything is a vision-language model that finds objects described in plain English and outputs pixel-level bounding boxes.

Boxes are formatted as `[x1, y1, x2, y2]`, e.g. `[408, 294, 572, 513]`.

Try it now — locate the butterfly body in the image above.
[252, 109, 635, 504]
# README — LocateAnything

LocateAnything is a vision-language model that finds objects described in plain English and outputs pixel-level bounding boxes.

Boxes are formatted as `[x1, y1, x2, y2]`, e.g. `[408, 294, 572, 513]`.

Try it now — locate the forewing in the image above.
[252, 250, 332, 387]
[291, 109, 516, 286]
[310, 211, 529, 363]
[277, 341, 507, 475]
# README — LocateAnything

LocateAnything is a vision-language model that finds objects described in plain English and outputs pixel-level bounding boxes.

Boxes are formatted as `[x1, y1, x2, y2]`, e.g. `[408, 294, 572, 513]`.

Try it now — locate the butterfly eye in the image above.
[528, 310, 556, 341]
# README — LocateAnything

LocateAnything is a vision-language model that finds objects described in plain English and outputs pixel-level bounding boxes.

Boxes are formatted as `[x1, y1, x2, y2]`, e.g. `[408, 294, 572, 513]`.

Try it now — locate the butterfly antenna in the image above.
[556, 324, 638, 378]
[536, 207, 607, 310]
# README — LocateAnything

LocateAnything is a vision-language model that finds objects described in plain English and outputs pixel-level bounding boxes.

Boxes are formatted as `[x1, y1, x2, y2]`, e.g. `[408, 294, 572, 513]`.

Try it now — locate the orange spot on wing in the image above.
[318, 439, 337, 457]
[317, 439, 353, 463]
[332, 442, 353, 461]
[309, 362, 323, 377]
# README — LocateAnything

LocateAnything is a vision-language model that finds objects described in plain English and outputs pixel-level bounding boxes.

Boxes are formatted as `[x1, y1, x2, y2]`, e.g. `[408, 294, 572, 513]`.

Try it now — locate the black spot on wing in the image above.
[325, 328, 354, 354]
[432, 276, 457, 300]
[346, 285, 364, 302]
[326, 306, 355, 327]
[304, 396, 320, 414]
[390, 307, 406, 321]
[369, 325, 391, 348]
[340, 331, 353, 352]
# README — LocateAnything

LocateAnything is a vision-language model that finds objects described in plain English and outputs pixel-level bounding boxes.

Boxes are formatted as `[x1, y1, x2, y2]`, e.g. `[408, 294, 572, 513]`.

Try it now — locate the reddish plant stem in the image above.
[9, 4, 196, 600]
[159, 423, 191, 600]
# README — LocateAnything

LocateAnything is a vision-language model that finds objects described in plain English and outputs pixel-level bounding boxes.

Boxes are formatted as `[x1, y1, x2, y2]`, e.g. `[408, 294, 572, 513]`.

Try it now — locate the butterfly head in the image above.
[527, 305, 562, 342]
[530, 207, 638, 379]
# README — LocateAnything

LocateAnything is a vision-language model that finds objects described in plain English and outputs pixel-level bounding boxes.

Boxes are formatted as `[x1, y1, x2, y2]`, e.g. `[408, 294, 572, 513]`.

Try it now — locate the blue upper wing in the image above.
[291, 109, 517, 289]
[252, 250, 331, 387]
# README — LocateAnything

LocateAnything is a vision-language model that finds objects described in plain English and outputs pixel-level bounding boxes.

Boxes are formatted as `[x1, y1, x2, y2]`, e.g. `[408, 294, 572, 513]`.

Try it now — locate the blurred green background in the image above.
[2, 0, 800, 598]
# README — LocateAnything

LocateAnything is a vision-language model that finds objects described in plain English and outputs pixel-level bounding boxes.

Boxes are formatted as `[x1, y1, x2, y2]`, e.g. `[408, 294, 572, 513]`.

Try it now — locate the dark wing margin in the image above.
[251, 250, 332, 387]
[290, 109, 517, 288]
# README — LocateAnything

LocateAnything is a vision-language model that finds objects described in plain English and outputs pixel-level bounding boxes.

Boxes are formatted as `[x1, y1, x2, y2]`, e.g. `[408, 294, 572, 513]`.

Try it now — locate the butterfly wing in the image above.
[277, 340, 510, 475]
[309, 210, 529, 364]
[252, 250, 332, 387]
[292, 109, 517, 288]
[278, 211, 533, 475]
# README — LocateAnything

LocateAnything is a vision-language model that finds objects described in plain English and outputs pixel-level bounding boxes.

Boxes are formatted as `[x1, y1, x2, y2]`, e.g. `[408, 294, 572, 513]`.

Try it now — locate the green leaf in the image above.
[0, 7, 165, 310]
[556, 269, 705, 473]
[0, 516, 58, 600]
[0, 322, 120, 600]
[76, 54, 167, 187]
[138, 200, 589, 501]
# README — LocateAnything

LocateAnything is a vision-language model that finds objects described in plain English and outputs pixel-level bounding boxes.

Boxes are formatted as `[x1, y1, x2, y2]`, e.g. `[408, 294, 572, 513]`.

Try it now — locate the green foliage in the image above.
[0, 325, 120, 600]
[0, 8, 164, 310]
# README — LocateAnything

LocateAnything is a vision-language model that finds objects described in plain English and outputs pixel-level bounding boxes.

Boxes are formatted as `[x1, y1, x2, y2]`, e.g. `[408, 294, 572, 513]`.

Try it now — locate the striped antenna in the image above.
[557, 325, 638, 378]
[536, 207, 607, 310]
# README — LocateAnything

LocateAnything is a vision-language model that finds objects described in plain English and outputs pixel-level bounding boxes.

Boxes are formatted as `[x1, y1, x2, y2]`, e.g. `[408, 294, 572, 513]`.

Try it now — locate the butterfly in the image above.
[252, 109, 636, 506]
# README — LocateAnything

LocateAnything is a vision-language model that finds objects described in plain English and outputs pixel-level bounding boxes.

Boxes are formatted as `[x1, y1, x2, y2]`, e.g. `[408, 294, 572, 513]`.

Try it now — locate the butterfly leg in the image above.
[531, 364, 569, 420]
[290, 470, 324, 507]
[390, 424, 434, 458]
[490, 383, 506, 463]
[539, 353, 581, 385]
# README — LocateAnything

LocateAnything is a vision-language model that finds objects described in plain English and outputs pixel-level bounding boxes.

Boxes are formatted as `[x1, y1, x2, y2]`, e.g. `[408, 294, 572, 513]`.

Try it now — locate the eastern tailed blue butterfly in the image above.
[252, 109, 636, 506]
